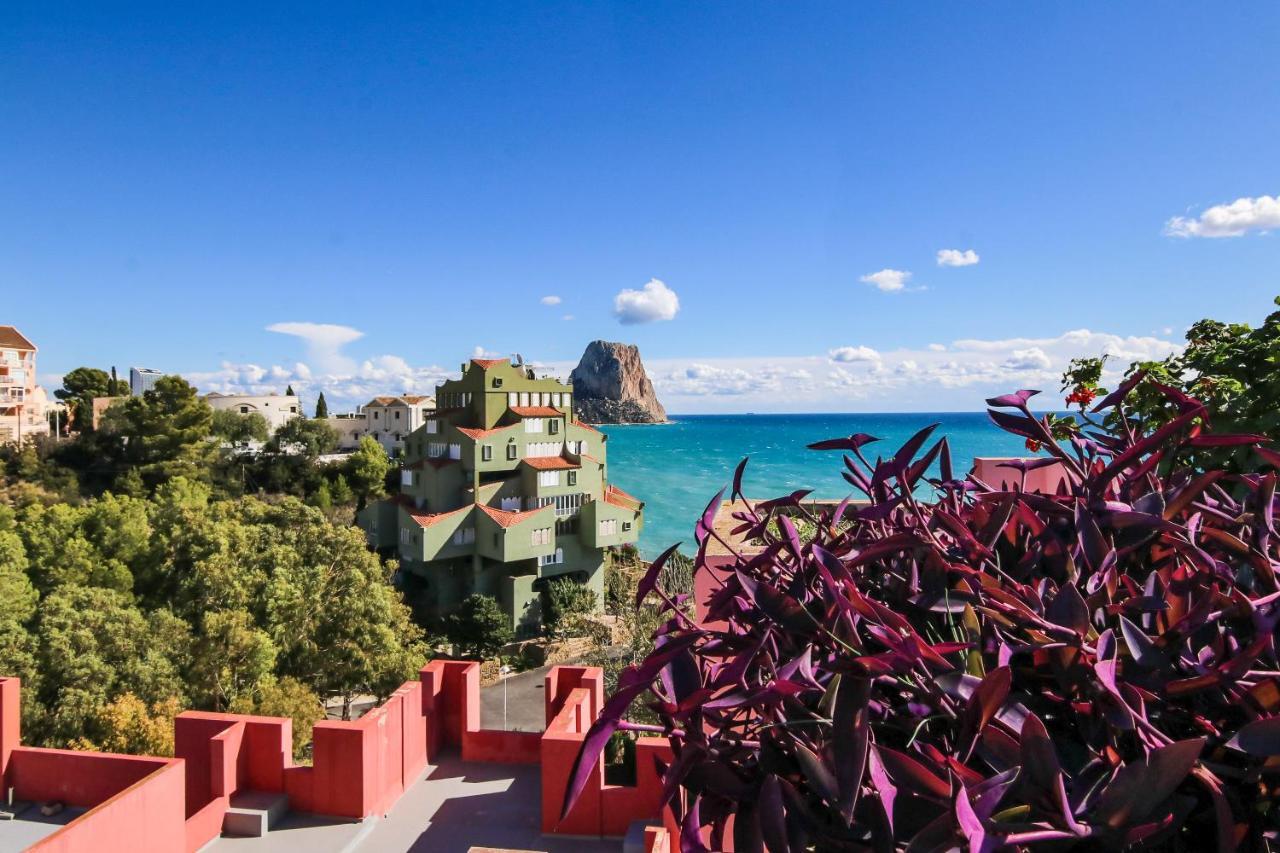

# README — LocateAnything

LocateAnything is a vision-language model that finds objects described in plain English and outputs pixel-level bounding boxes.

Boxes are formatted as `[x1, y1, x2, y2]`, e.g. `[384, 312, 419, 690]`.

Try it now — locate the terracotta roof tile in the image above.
[603, 484, 642, 510]
[475, 502, 553, 528]
[509, 406, 563, 418]
[0, 326, 36, 350]
[456, 423, 518, 440]
[574, 421, 603, 434]
[402, 503, 471, 527]
[470, 358, 508, 369]
[521, 456, 579, 470]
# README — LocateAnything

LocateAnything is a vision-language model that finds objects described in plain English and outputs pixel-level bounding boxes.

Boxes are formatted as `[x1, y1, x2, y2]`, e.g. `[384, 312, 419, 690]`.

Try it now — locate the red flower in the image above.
[1025, 438, 1042, 453]
[1065, 386, 1097, 407]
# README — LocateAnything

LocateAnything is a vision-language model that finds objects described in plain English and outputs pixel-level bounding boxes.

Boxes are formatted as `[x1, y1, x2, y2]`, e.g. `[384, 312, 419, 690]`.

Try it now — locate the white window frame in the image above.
[538, 470, 559, 487]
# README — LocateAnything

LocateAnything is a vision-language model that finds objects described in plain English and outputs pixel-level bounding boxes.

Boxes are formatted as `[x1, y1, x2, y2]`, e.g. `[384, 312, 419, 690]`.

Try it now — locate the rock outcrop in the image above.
[569, 341, 668, 424]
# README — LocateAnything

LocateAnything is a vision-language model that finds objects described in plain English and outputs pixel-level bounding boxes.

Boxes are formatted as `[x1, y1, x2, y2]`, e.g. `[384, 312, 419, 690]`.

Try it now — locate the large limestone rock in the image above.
[569, 341, 668, 424]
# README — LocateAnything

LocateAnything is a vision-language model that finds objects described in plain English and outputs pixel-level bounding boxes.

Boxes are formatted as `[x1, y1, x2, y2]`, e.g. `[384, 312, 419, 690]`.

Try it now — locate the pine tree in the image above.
[285, 385, 296, 396]
[314, 392, 329, 419]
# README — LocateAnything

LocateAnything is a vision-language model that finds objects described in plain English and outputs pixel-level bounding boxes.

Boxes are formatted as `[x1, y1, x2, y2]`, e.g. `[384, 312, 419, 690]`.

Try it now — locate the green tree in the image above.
[230, 677, 325, 761]
[330, 474, 354, 506]
[314, 393, 329, 419]
[55, 367, 127, 432]
[190, 610, 278, 711]
[33, 586, 187, 747]
[345, 437, 390, 507]
[446, 594, 512, 660]
[268, 417, 339, 457]
[98, 376, 217, 491]
[1061, 296, 1280, 468]
[285, 385, 296, 397]
[211, 409, 270, 445]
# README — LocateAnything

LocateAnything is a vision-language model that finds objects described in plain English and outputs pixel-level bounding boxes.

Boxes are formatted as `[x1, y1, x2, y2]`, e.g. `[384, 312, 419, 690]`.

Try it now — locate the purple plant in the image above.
[565, 379, 1280, 850]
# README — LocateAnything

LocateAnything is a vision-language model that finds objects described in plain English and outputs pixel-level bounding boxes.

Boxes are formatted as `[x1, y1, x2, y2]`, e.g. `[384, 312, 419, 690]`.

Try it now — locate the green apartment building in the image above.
[360, 357, 643, 633]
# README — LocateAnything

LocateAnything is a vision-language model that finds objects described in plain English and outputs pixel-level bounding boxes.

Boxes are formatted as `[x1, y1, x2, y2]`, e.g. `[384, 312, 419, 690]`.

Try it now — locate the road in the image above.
[479, 664, 551, 732]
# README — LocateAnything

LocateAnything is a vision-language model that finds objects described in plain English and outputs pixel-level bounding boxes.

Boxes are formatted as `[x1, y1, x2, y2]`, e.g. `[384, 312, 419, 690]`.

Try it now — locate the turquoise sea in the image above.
[598, 413, 1033, 557]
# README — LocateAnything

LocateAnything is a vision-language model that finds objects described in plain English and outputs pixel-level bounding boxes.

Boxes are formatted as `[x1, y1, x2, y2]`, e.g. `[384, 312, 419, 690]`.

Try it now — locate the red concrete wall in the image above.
[0, 663, 673, 848]
[28, 758, 186, 850]
[0, 677, 17, 785]
[540, 667, 674, 839]
[695, 557, 736, 627]
[8, 747, 172, 807]
[176, 677, 434, 833]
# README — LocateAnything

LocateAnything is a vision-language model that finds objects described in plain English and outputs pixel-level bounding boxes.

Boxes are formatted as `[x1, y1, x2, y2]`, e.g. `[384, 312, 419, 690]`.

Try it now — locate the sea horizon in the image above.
[597, 411, 1037, 556]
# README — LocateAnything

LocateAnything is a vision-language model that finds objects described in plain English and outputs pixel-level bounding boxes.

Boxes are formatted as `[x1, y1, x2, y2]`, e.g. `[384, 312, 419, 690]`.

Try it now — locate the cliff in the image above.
[569, 341, 668, 424]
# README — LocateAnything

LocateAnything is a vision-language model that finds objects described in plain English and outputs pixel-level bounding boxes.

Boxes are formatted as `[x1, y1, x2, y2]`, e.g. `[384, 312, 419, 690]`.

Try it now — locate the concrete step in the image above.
[223, 790, 289, 838]
[623, 821, 663, 853]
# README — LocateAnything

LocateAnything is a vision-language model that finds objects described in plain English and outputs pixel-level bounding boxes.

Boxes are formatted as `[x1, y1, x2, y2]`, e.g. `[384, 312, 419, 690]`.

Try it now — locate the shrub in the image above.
[446, 594, 512, 660]
[567, 380, 1280, 851]
[542, 576, 598, 639]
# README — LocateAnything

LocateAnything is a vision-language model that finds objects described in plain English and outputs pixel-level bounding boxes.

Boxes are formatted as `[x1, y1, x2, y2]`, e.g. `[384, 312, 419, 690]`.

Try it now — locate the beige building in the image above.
[0, 326, 50, 444]
[204, 392, 303, 433]
[325, 413, 369, 451]
[356, 395, 435, 456]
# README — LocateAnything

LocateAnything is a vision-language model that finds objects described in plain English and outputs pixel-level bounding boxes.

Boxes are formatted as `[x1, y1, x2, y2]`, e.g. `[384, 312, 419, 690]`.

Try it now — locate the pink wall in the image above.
[540, 668, 672, 838]
[425, 660, 544, 764]
[0, 677, 17, 784]
[24, 757, 186, 853]
[971, 457, 1069, 494]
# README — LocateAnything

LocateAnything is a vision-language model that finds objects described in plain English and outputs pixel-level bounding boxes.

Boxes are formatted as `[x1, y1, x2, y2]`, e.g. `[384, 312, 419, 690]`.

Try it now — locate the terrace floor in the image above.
[0, 804, 87, 852]
[206, 752, 622, 853]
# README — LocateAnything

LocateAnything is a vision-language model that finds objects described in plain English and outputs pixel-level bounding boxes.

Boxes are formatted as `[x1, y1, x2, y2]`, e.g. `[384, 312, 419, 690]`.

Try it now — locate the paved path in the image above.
[480, 665, 551, 732]
[205, 754, 621, 853]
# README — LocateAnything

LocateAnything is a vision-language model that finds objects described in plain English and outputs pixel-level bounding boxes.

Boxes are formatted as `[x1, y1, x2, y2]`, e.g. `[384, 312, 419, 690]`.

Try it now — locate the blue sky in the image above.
[3, 3, 1278, 412]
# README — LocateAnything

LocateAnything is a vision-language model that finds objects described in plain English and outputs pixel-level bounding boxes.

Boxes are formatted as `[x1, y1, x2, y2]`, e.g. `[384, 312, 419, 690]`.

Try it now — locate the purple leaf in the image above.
[807, 433, 879, 451]
[985, 389, 1040, 408]
[1093, 739, 1205, 829]
[634, 541, 683, 608]
[1225, 717, 1280, 756]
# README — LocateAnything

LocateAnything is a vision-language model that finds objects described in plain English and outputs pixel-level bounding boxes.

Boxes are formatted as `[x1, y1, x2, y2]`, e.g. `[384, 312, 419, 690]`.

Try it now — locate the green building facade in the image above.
[359, 357, 643, 633]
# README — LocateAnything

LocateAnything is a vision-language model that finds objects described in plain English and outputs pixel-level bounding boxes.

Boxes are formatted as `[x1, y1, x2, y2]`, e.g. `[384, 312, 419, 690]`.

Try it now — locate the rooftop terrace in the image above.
[0, 664, 673, 853]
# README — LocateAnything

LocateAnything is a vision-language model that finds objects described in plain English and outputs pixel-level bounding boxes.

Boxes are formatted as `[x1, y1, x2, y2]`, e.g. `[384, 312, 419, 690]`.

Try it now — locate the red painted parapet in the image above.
[421, 660, 542, 764]
[1, 676, 187, 853]
[176, 676, 433, 848]
[0, 663, 676, 848]
[541, 665, 672, 838]
[0, 677, 17, 783]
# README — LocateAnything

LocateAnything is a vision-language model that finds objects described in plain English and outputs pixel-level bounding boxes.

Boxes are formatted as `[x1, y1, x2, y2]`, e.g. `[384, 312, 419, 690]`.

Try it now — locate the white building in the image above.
[204, 392, 303, 433]
[129, 366, 164, 396]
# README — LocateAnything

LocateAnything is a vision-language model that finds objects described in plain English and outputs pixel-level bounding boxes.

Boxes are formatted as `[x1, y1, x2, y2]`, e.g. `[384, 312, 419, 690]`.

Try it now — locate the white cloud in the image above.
[607, 326, 1183, 413]
[472, 345, 501, 359]
[266, 322, 363, 373]
[614, 278, 680, 324]
[1165, 194, 1280, 238]
[562, 314, 575, 322]
[828, 345, 881, 363]
[1003, 347, 1052, 370]
[860, 269, 911, 292]
[936, 248, 980, 267]
[540, 295, 562, 306]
